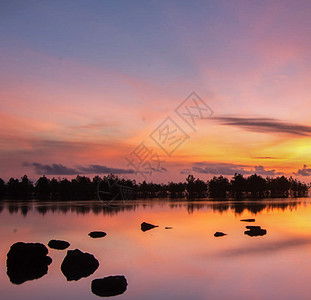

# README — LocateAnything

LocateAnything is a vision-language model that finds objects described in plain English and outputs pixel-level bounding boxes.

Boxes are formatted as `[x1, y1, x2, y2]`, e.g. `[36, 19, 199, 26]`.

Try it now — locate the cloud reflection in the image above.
[219, 237, 311, 257]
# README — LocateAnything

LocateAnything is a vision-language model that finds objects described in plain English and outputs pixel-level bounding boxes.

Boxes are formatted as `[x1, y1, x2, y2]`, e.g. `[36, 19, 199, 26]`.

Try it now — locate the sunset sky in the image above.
[1, 0, 311, 183]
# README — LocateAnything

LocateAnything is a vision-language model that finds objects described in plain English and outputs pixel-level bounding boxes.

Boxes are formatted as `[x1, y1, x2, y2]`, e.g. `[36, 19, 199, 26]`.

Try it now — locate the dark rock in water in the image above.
[165, 227, 173, 229]
[141, 222, 158, 232]
[48, 240, 70, 250]
[244, 226, 267, 237]
[214, 232, 227, 237]
[245, 226, 261, 230]
[89, 231, 107, 238]
[240, 219, 255, 222]
[7, 242, 52, 284]
[91, 276, 128, 297]
[244, 229, 266, 237]
[61, 249, 99, 281]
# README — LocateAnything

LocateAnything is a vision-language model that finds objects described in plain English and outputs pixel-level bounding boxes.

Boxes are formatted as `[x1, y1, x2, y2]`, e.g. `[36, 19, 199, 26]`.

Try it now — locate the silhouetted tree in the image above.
[138, 181, 155, 198]
[59, 178, 72, 200]
[230, 173, 247, 199]
[208, 176, 229, 198]
[0, 178, 6, 199]
[19, 175, 34, 199]
[168, 182, 185, 198]
[266, 176, 290, 197]
[0, 173, 308, 201]
[50, 178, 60, 199]
[289, 177, 308, 197]
[35, 176, 50, 200]
[7, 178, 20, 199]
[246, 174, 266, 198]
[185, 175, 207, 199]
[71, 175, 93, 200]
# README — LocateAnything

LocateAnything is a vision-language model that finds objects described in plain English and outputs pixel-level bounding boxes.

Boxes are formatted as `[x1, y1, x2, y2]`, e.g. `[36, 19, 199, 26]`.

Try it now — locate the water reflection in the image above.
[0, 199, 303, 216]
[219, 237, 311, 257]
[1, 198, 311, 300]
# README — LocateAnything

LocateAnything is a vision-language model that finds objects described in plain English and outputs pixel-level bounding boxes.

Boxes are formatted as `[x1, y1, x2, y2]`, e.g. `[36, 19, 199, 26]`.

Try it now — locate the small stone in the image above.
[48, 240, 70, 250]
[141, 222, 158, 232]
[214, 232, 227, 237]
[91, 276, 128, 297]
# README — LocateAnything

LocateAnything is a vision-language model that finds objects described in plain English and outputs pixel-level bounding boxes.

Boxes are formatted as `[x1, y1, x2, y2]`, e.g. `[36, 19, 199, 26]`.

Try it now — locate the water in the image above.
[1, 198, 311, 300]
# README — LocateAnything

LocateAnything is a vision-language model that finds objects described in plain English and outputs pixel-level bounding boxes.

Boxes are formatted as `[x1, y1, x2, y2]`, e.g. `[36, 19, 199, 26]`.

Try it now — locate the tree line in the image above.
[0, 173, 308, 200]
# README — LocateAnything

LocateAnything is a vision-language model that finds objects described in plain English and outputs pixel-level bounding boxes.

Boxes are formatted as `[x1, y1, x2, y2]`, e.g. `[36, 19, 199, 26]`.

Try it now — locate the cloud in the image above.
[181, 162, 282, 176]
[253, 165, 281, 176]
[80, 165, 168, 174]
[151, 167, 168, 172]
[214, 117, 311, 136]
[78, 164, 135, 174]
[24, 162, 135, 175]
[294, 164, 311, 176]
[23, 162, 79, 175]
[192, 162, 250, 175]
[252, 157, 278, 159]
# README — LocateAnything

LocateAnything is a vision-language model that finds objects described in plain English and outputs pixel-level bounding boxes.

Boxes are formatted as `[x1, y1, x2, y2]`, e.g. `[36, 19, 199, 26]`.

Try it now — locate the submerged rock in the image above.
[89, 231, 107, 238]
[48, 240, 70, 250]
[141, 222, 158, 232]
[91, 276, 128, 297]
[7, 242, 52, 284]
[61, 249, 99, 281]
[214, 232, 227, 237]
[244, 226, 267, 237]
[240, 219, 255, 222]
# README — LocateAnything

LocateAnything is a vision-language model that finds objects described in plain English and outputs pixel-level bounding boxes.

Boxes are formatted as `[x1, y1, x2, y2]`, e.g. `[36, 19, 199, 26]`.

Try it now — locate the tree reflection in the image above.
[0, 199, 302, 217]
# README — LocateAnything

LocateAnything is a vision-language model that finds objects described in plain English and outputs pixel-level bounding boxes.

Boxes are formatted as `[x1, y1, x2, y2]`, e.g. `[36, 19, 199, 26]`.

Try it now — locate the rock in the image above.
[61, 249, 99, 281]
[48, 240, 70, 250]
[165, 227, 173, 229]
[244, 226, 267, 237]
[7, 242, 52, 284]
[245, 226, 261, 230]
[240, 219, 255, 222]
[91, 276, 128, 297]
[214, 232, 227, 237]
[141, 222, 158, 232]
[89, 231, 107, 238]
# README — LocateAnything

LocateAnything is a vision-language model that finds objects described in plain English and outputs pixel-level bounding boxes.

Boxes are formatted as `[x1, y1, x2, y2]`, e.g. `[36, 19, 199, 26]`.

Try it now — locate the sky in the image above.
[1, 0, 311, 183]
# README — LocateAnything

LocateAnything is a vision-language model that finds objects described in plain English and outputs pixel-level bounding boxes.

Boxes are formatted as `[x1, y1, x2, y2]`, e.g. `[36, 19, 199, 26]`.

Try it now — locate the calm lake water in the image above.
[1, 198, 311, 300]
